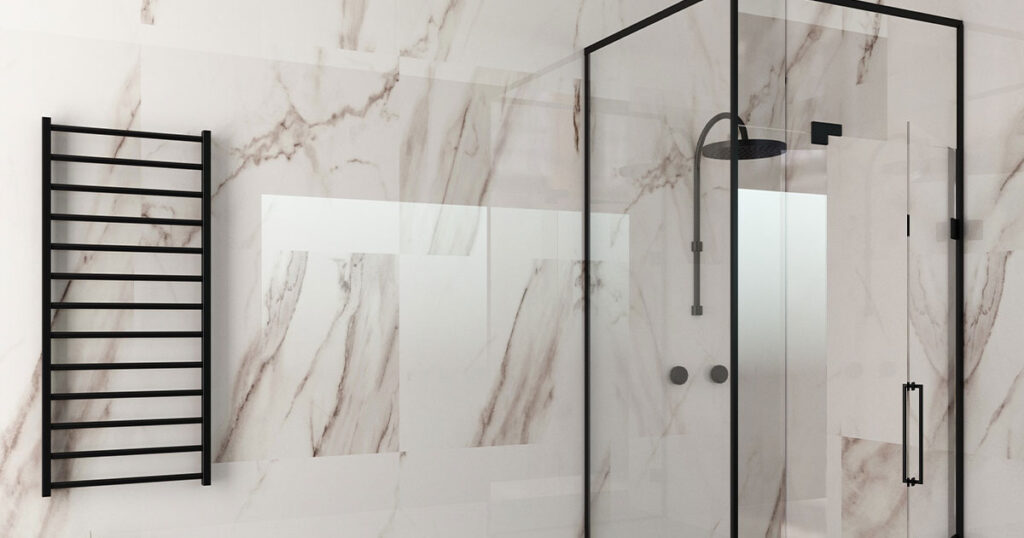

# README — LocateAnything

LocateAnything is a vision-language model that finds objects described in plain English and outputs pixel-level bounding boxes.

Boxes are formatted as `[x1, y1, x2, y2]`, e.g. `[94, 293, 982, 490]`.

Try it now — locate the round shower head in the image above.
[701, 138, 787, 160]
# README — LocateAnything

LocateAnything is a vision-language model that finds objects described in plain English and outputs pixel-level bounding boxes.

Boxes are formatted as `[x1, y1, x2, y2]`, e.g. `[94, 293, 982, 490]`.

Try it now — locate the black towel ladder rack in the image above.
[41, 117, 212, 496]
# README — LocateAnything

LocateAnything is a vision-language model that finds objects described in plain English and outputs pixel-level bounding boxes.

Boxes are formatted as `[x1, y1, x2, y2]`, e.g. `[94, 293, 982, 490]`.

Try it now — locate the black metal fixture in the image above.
[691, 112, 786, 316]
[903, 382, 924, 486]
[810, 121, 844, 145]
[41, 118, 212, 496]
[710, 365, 730, 384]
[669, 366, 689, 385]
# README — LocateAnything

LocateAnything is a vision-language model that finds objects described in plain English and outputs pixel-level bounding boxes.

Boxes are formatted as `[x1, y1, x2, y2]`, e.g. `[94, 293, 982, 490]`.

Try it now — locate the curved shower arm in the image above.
[693, 113, 749, 198]
[691, 112, 747, 316]
[696, 112, 749, 155]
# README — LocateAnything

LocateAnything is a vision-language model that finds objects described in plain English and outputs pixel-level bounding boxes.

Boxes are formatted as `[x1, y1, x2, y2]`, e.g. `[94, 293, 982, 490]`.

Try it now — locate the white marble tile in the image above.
[965, 452, 1024, 536]
[840, 437, 908, 537]
[398, 208, 490, 451]
[965, 250, 1024, 458]
[482, 208, 583, 448]
[395, 0, 585, 73]
[219, 248, 401, 461]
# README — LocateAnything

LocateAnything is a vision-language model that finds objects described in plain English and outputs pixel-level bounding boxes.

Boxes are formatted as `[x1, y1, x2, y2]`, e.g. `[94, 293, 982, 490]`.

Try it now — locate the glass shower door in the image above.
[812, 133, 954, 538]
[735, 3, 959, 536]
[734, 131, 955, 538]
[824, 133, 915, 537]
[587, 0, 731, 535]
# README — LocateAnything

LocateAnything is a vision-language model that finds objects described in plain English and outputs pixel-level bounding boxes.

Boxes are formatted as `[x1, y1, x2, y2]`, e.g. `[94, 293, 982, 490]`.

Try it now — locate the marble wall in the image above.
[778, 1, 1024, 536]
[0, 0, 1023, 536]
[959, 0, 1024, 534]
[0, 0, 628, 536]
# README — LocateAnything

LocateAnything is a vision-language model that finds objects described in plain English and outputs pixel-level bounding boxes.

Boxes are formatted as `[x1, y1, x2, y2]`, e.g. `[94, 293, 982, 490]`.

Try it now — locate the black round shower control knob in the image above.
[710, 365, 729, 384]
[669, 366, 689, 385]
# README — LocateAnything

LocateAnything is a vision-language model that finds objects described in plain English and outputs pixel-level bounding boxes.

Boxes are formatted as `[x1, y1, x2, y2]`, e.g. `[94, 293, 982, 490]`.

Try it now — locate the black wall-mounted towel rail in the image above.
[41, 117, 212, 497]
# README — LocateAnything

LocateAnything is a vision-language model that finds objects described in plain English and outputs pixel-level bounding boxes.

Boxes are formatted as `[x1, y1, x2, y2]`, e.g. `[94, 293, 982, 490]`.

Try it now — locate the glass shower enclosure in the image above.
[583, 0, 963, 536]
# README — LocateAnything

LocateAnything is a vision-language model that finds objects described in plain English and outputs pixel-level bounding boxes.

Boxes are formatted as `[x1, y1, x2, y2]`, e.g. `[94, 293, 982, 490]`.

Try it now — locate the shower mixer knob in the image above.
[710, 365, 729, 384]
[669, 366, 689, 385]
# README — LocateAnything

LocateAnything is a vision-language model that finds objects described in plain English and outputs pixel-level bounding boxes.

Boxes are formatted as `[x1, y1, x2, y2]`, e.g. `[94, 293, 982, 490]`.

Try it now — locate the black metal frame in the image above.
[582, 1, 965, 536]
[41, 118, 213, 496]
[903, 382, 925, 487]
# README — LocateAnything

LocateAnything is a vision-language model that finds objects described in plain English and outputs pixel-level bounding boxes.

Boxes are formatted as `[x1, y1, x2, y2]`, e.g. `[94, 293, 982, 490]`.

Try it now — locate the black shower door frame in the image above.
[581, 0, 965, 536]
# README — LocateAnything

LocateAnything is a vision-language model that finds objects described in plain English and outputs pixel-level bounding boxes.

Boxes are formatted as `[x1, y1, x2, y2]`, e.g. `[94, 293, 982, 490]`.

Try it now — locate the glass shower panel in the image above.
[735, 5, 789, 537]
[735, 1, 958, 536]
[899, 15, 958, 536]
[826, 133, 911, 537]
[587, 0, 730, 535]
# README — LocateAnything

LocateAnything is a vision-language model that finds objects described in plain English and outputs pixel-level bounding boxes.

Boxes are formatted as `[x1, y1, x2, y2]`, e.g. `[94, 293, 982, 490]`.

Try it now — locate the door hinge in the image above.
[950, 217, 962, 240]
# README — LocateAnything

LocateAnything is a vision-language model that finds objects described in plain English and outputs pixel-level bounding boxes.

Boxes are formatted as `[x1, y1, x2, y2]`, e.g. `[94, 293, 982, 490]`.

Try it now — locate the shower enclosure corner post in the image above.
[729, 0, 740, 536]
[582, 48, 592, 538]
[955, 18, 965, 538]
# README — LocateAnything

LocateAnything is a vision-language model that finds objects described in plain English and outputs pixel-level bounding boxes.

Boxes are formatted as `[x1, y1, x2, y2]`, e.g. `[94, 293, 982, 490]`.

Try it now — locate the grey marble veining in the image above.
[840, 437, 907, 537]
[475, 260, 582, 446]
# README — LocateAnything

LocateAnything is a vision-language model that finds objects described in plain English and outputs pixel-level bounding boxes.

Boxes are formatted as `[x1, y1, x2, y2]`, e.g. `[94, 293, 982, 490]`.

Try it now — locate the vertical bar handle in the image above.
[918, 382, 924, 484]
[903, 382, 924, 486]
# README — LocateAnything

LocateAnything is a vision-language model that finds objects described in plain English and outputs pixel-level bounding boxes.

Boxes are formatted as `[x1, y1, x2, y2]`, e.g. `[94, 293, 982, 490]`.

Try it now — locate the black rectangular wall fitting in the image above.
[582, 1, 965, 537]
[41, 118, 213, 496]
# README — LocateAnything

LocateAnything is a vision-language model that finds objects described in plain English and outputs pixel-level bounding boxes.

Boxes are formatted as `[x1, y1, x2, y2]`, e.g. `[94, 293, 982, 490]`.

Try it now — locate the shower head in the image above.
[690, 112, 787, 317]
[700, 138, 787, 160]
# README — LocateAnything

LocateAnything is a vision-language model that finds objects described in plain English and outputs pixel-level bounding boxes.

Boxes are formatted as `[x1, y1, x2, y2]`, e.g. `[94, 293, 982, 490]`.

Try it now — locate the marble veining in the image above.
[840, 437, 907, 537]
[1, 0, 1021, 536]
[217, 251, 309, 461]
[215, 67, 400, 198]
[306, 254, 399, 456]
[339, 0, 370, 51]
[967, 251, 1010, 386]
[475, 260, 582, 446]
[140, 0, 156, 25]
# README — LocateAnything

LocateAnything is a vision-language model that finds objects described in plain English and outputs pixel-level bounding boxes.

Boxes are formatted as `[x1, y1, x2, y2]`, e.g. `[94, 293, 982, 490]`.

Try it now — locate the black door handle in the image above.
[903, 382, 924, 486]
